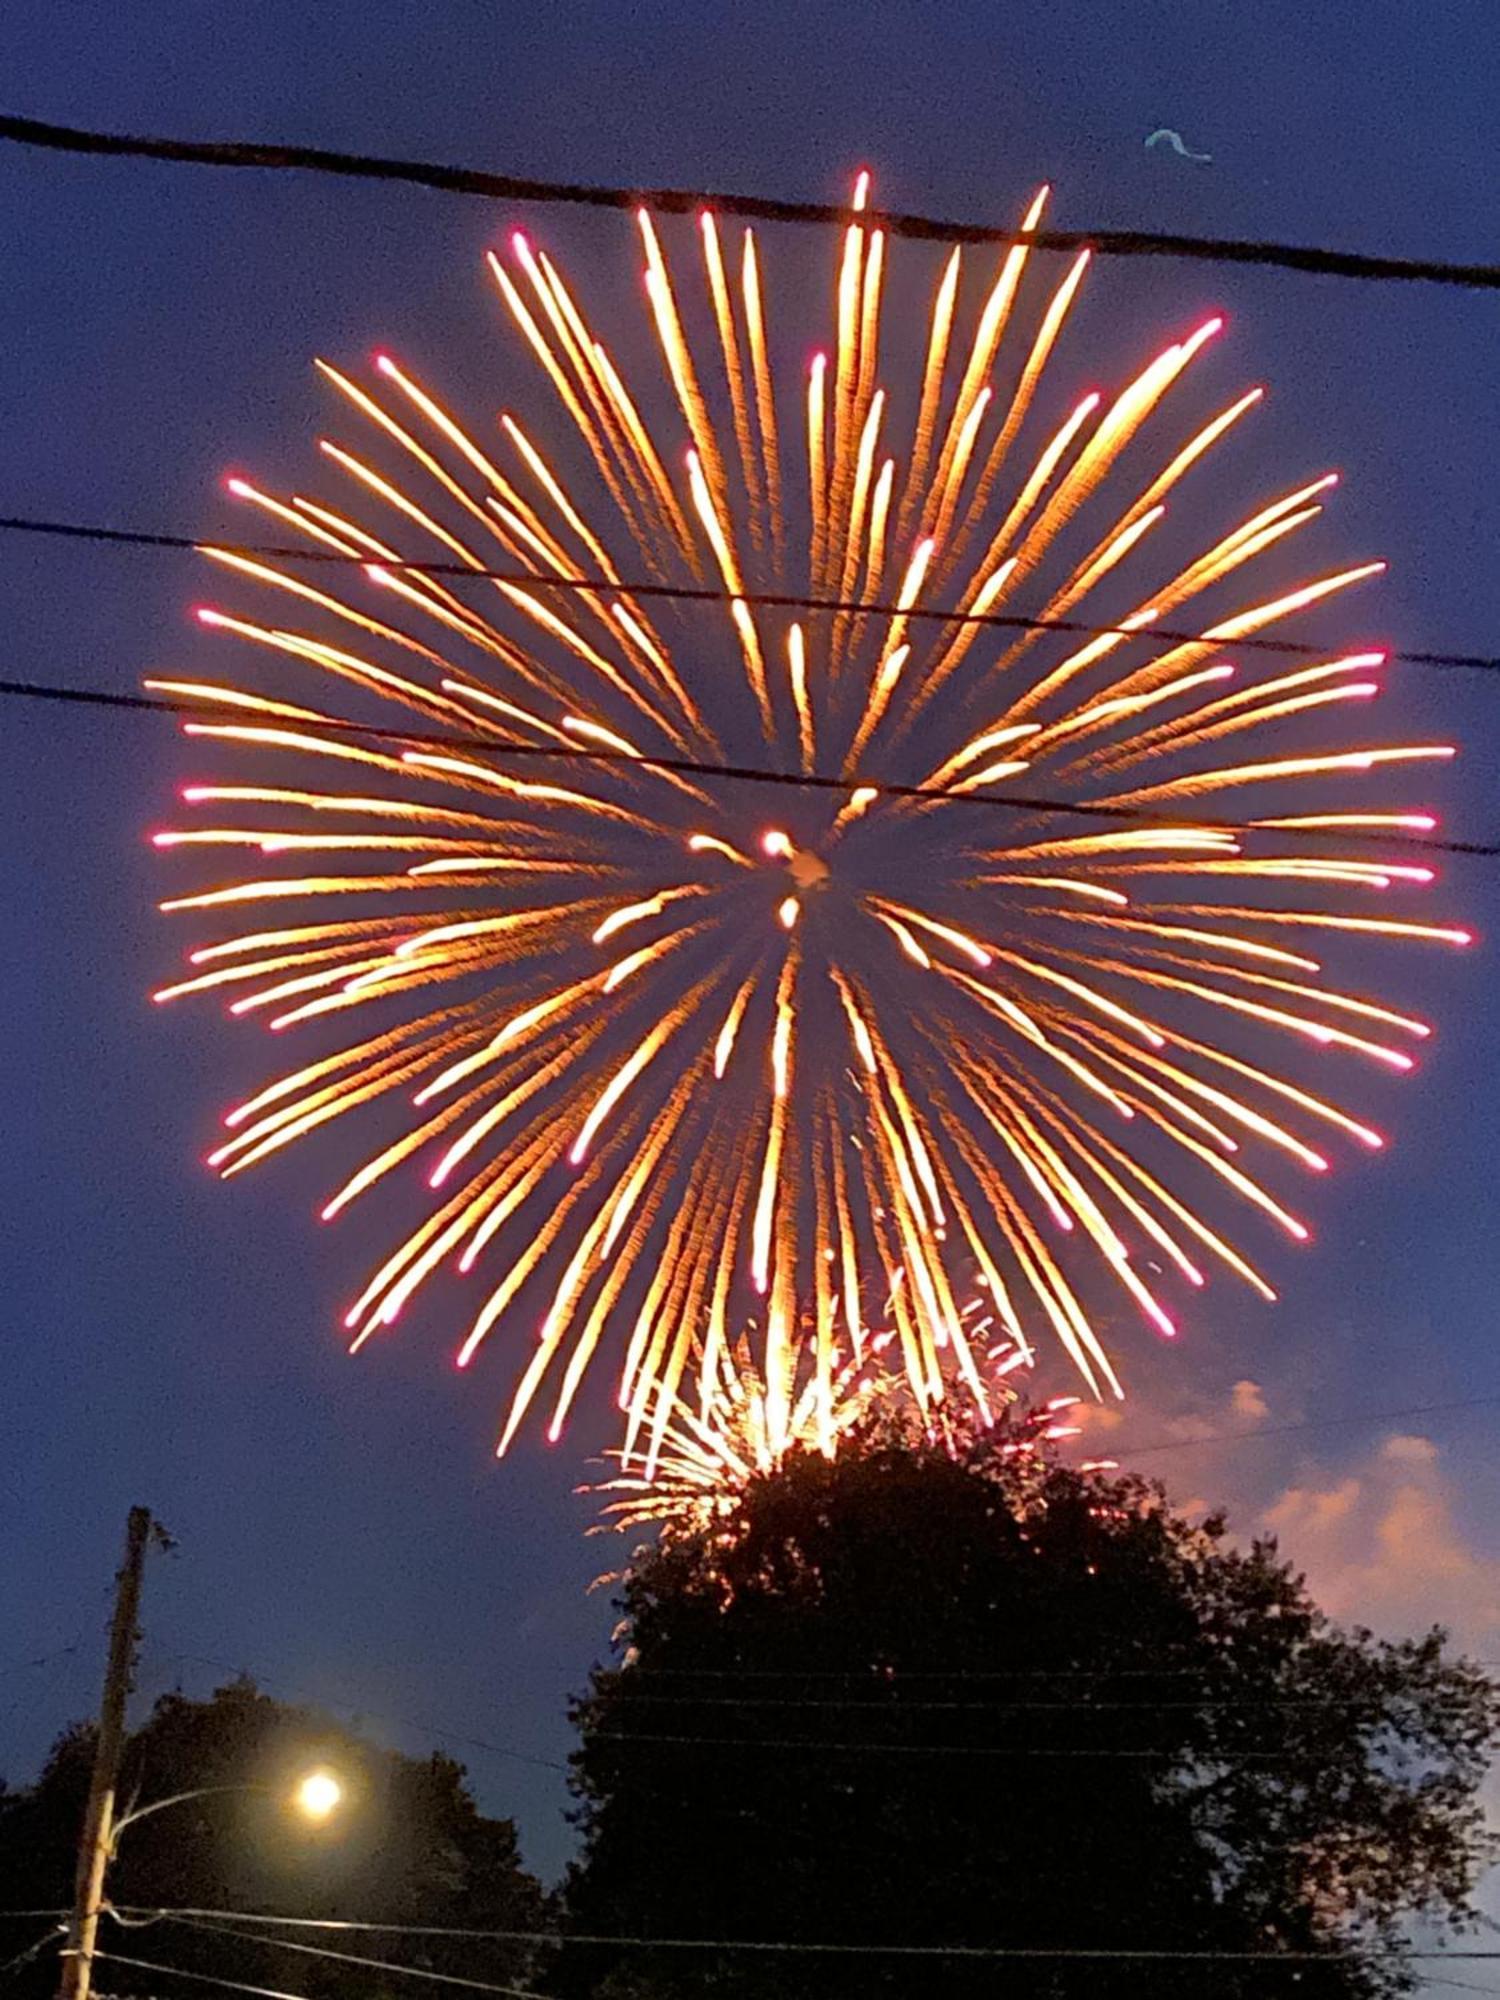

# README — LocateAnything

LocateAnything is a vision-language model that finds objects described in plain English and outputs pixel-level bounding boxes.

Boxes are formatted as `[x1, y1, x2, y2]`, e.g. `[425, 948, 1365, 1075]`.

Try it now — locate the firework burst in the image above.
[153, 174, 1466, 1463]
[587, 1330, 892, 1537]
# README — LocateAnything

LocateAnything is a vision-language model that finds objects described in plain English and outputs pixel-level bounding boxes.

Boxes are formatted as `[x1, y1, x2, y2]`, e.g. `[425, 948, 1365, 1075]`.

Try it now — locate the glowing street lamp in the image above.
[60, 1763, 349, 2000]
[292, 1768, 343, 1822]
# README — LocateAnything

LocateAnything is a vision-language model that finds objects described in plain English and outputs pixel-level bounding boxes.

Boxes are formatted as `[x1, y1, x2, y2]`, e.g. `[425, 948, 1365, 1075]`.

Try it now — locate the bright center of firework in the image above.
[787, 849, 831, 890]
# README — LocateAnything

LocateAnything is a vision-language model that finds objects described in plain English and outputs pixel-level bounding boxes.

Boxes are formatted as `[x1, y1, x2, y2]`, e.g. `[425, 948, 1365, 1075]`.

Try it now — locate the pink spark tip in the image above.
[195, 606, 225, 626]
[373, 351, 394, 373]
[511, 230, 531, 257]
[225, 476, 253, 498]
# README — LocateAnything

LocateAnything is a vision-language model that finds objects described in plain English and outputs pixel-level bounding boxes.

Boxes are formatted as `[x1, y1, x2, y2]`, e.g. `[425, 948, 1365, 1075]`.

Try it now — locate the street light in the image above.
[292, 1768, 342, 1822]
[61, 1767, 346, 2000]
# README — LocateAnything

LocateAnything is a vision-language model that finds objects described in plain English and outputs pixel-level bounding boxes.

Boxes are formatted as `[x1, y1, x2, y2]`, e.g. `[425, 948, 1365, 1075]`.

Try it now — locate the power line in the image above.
[100, 1913, 1500, 1965]
[0, 1927, 64, 1981]
[586, 1729, 1349, 1759]
[163, 1651, 568, 1775]
[1114, 1389, 1500, 1460]
[0, 1639, 83, 1681]
[587, 1689, 1437, 1712]
[3, 114, 1500, 292]
[180, 1646, 1367, 1709]
[6, 510, 1500, 681]
[598, 1657, 1500, 1680]
[158, 1918, 543, 2000]
[2, 671, 1493, 860]
[94, 1955, 369, 2000]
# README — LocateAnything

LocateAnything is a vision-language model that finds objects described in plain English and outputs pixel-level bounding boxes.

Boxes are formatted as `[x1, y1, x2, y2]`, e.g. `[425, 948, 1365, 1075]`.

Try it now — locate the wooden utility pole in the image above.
[59, 1506, 152, 2000]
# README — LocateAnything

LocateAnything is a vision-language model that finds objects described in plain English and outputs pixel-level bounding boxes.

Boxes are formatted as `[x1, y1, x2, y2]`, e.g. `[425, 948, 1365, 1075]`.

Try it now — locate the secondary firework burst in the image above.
[588, 1330, 891, 1538]
[587, 1327, 1062, 1540]
[152, 172, 1468, 1466]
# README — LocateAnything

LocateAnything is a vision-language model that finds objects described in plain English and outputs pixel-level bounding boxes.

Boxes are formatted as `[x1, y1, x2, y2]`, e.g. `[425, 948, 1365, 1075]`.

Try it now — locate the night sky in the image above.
[5, 0, 1500, 1906]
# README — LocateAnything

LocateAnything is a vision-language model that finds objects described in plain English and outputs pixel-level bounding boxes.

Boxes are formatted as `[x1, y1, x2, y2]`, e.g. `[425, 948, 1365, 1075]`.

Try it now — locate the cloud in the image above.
[1078, 1376, 1500, 1656]
[1075, 1376, 1270, 1452]
[1230, 1379, 1269, 1422]
[1382, 1433, 1439, 1465]
[1262, 1436, 1500, 1651]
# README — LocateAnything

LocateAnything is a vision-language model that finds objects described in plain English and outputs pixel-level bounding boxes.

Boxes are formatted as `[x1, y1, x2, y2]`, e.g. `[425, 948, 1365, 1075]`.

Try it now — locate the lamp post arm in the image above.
[109, 1784, 268, 1852]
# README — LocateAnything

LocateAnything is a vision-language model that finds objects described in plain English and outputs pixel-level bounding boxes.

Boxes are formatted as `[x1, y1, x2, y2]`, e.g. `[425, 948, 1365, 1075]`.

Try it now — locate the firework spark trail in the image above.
[586, 1335, 1070, 1539]
[154, 174, 1467, 1463]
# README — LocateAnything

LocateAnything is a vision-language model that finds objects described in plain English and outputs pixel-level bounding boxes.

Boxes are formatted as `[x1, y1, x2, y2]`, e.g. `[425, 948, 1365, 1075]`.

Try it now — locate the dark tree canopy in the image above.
[0, 1679, 550, 2000]
[563, 1420, 1499, 1999]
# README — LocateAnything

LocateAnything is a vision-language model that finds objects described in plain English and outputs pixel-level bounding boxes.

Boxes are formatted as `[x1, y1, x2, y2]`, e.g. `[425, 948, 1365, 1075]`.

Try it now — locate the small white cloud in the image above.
[1382, 1433, 1439, 1465]
[1231, 1379, 1269, 1422]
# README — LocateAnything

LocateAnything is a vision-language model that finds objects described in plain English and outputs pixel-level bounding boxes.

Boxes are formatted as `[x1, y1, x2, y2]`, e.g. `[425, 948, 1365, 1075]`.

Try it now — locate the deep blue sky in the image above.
[5, 0, 1500, 1899]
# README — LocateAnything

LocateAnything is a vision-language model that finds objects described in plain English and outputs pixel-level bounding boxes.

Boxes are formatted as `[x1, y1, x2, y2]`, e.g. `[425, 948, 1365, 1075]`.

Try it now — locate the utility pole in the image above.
[59, 1506, 153, 2000]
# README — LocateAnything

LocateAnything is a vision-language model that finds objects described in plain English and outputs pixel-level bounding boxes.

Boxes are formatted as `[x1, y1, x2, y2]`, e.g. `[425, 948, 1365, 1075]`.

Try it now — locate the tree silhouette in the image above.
[562, 1419, 1498, 1998]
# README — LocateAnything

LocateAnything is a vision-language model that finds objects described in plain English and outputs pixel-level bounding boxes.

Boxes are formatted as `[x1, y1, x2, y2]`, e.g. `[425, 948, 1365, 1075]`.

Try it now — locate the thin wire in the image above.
[155, 1918, 545, 2000]
[609, 1665, 1500, 1680]
[586, 1729, 1344, 1759]
[162, 1646, 1500, 1695]
[584, 1689, 1443, 1712]
[101, 1915, 1500, 1964]
[164, 1651, 568, 1774]
[0, 1927, 64, 1981]
[2, 673, 1493, 859]
[0, 1639, 82, 1680]
[4, 114, 1500, 291]
[6, 511, 1500, 680]
[93, 1953, 340, 2000]
[1116, 1390, 1500, 1460]
[110, 1915, 547, 1943]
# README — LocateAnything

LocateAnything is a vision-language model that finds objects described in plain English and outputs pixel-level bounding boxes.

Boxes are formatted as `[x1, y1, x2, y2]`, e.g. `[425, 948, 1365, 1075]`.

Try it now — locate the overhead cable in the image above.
[3, 114, 1499, 291]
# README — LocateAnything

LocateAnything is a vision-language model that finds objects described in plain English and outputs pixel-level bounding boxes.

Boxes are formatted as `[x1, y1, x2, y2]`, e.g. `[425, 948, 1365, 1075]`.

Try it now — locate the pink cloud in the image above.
[1231, 1379, 1269, 1422]
[1262, 1437, 1500, 1649]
